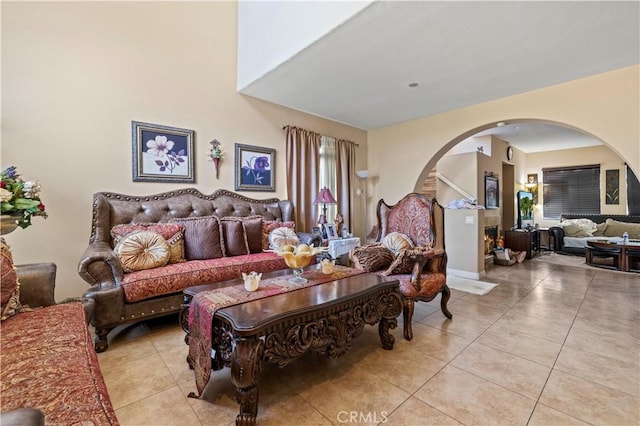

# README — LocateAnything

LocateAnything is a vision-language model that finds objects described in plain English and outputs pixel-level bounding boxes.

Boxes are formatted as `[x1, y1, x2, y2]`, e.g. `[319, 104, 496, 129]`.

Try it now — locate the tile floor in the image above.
[97, 261, 640, 425]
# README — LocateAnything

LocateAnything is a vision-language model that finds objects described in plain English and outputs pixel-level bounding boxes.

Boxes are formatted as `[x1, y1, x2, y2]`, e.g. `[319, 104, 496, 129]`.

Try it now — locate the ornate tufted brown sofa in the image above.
[78, 188, 319, 352]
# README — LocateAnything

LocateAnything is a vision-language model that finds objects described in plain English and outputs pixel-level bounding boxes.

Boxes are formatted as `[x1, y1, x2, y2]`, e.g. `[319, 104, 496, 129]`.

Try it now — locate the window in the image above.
[319, 136, 337, 220]
[543, 165, 600, 219]
[628, 164, 640, 215]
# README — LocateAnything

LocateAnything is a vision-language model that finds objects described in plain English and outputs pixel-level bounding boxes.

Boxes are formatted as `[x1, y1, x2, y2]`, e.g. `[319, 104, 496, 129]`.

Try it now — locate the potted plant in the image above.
[0, 166, 47, 233]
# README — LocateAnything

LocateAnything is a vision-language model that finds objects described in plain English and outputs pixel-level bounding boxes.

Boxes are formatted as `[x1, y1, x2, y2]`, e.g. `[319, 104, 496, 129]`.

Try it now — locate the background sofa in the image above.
[549, 214, 640, 255]
[78, 188, 319, 352]
[1, 241, 118, 425]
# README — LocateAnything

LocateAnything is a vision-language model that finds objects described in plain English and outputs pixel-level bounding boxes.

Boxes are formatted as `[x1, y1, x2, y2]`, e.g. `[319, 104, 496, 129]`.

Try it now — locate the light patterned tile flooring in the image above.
[98, 260, 640, 425]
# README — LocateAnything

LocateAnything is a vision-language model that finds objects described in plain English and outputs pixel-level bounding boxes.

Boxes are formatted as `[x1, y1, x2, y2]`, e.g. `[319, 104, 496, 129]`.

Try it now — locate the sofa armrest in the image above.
[77, 241, 124, 288]
[82, 284, 126, 328]
[15, 263, 57, 308]
[0, 408, 44, 426]
[549, 226, 565, 252]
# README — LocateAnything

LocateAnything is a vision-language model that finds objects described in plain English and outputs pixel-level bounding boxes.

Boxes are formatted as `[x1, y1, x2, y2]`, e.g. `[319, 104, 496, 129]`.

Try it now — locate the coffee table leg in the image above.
[379, 291, 403, 350]
[231, 337, 263, 426]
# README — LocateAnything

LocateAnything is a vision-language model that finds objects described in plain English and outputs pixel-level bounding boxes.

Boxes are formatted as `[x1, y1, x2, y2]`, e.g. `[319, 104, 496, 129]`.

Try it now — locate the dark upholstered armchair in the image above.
[350, 193, 451, 340]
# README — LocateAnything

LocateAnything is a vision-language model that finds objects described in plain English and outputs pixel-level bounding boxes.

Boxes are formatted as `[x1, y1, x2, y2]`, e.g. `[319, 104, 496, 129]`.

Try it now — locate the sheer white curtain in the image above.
[319, 136, 337, 222]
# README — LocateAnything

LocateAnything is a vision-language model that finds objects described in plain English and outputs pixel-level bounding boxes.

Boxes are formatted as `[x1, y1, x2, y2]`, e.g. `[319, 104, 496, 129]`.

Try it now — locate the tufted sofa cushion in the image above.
[121, 252, 287, 303]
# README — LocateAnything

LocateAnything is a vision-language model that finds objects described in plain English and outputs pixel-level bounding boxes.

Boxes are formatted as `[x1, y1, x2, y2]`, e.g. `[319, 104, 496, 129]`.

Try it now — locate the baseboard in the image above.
[447, 268, 486, 280]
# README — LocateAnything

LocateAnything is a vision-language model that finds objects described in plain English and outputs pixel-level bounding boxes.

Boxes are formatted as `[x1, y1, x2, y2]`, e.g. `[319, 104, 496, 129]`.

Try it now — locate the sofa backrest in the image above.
[89, 188, 294, 244]
[561, 214, 640, 224]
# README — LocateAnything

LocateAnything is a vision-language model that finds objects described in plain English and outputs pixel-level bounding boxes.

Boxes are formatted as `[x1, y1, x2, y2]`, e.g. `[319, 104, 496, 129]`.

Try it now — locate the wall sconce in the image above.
[356, 170, 368, 179]
[525, 173, 539, 204]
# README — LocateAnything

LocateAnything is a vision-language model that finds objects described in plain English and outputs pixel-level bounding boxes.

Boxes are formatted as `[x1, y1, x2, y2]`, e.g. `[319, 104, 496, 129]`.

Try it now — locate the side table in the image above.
[504, 229, 540, 259]
[327, 237, 360, 265]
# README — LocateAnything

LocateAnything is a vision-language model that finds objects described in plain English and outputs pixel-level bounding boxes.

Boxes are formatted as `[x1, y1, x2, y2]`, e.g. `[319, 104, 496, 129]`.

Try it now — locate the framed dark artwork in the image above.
[234, 143, 275, 192]
[606, 169, 620, 204]
[484, 175, 499, 209]
[132, 121, 195, 183]
[526, 173, 539, 204]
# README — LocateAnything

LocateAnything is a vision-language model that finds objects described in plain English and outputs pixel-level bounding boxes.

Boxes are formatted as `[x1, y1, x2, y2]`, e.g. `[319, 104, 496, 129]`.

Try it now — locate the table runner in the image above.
[188, 265, 365, 396]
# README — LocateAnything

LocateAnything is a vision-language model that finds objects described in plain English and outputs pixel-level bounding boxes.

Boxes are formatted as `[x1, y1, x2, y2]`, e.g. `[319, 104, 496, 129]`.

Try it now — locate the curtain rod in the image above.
[282, 125, 359, 147]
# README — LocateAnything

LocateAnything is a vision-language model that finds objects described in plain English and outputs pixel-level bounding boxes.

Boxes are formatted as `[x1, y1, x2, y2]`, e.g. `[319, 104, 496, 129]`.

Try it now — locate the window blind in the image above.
[542, 165, 600, 220]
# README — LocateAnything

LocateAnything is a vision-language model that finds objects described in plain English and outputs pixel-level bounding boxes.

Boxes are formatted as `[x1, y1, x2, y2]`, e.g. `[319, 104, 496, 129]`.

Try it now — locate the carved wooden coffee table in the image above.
[181, 270, 402, 425]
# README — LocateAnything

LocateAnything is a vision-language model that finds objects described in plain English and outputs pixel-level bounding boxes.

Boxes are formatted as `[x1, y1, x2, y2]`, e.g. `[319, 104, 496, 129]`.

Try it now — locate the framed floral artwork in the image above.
[234, 143, 275, 192]
[131, 121, 195, 183]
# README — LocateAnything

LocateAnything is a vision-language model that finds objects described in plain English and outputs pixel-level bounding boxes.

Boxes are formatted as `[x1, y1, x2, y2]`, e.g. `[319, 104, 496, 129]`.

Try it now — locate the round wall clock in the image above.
[506, 146, 513, 161]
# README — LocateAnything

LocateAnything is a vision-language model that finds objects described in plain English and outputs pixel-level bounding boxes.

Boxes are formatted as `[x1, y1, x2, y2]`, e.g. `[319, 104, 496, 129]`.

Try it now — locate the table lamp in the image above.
[313, 187, 337, 225]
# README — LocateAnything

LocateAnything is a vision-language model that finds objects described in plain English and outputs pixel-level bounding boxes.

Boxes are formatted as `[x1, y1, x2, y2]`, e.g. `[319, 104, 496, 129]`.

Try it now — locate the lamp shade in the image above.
[313, 187, 337, 205]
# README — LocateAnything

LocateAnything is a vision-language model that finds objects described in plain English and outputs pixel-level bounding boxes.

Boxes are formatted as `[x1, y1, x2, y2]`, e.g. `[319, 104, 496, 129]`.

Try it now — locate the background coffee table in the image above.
[585, 240, 640, 272]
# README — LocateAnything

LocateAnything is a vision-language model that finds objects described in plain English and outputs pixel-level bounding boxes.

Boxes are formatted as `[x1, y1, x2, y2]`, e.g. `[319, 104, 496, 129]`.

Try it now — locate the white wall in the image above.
[1, 1, 367, 301]
[367, 66, 640, 236]
[237, 1, 372, 90]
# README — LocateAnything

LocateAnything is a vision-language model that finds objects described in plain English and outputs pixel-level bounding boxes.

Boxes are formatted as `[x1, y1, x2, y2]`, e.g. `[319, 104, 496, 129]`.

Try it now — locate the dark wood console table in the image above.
[182, 270, 402, 425]
[504, 229, 541, 259]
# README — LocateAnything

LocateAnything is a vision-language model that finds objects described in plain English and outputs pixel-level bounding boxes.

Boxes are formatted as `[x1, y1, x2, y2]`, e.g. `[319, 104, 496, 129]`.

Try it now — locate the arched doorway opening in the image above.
[413, 118, 634, 227]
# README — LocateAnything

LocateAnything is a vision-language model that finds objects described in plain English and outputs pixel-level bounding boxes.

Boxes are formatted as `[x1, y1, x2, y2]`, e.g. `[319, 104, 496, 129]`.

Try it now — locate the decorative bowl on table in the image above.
[273, 243, 328, 284]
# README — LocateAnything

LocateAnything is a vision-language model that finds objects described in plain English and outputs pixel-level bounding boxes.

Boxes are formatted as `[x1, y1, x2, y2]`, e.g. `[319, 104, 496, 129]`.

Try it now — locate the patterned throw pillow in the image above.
[262, 220, 295, 250]
[269, 227, 299, 249]
[114, 231, 171, 272]
[0, 238, 22, 321]
[381, 246, 433, 276]
[170, 215, 225, 260]
[349, 245, 394, 272]
[111, 223, 185, 264]
[382, 232, 415, 254]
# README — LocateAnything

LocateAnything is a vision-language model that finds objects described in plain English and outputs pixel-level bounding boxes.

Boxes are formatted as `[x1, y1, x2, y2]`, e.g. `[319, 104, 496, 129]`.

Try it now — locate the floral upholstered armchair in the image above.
[349, 193, 451, 340]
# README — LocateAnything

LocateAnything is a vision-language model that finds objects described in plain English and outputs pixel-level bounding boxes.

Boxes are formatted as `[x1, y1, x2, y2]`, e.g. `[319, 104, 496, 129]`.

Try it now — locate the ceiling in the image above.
[240, 1, 639, 153]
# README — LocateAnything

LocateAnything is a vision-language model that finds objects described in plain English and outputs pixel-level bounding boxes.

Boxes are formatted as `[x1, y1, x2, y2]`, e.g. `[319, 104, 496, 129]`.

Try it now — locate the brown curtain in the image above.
[336, 139, 356, 232]
[285, 126, 322, 231]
